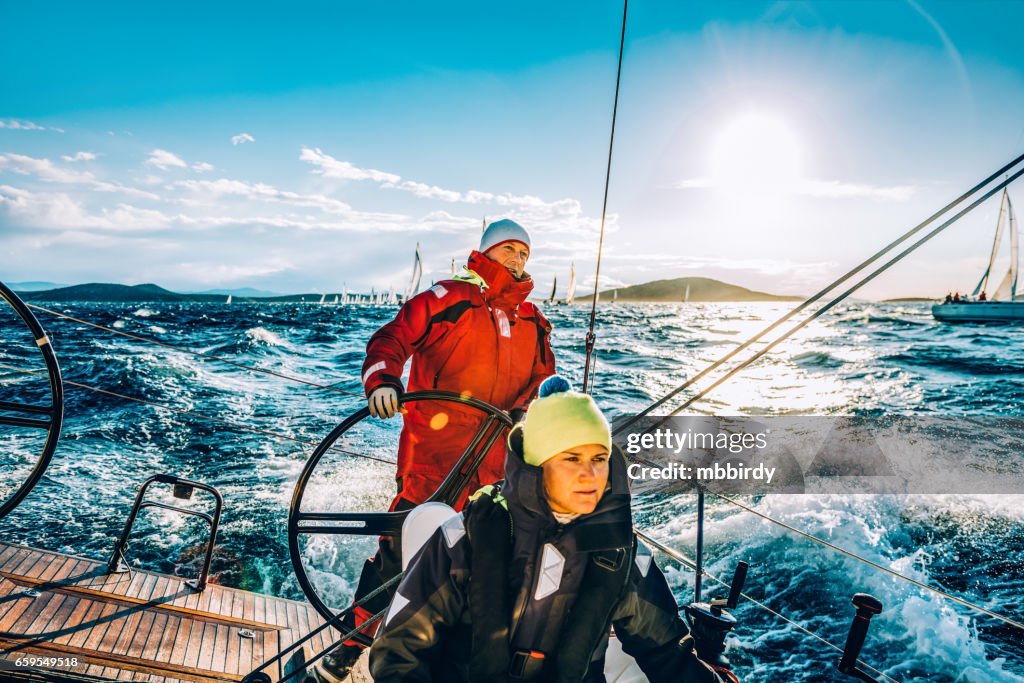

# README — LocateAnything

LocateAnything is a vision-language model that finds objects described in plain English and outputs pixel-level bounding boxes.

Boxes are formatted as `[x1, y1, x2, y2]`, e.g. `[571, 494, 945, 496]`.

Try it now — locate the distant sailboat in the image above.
[546, 276, 557, 305]
[611, 288, 618, 304]
[684, 283, 690, 304]
[341, 286, 348, 305]
[933, 188, 1023, 322]
[319, 293, 326, 305]
[332, 295, 339, 305]
[387, 285, 397, 306]
[564, 262, 576, 305]
[406, 243, 423, 302]
[226, 294, 232, 304]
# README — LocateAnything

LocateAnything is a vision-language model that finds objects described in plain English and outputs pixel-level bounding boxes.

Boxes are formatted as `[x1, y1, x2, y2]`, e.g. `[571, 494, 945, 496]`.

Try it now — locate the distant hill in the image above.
[8, 281, 68, 291]
[18, 283, 226, 303]
[578, 277, 801, 303]
[18, 282, 355, 303]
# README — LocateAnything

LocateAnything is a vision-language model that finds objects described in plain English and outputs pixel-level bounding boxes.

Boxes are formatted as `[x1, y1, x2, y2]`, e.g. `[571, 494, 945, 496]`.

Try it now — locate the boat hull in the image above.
[932, 301, 1024, 322]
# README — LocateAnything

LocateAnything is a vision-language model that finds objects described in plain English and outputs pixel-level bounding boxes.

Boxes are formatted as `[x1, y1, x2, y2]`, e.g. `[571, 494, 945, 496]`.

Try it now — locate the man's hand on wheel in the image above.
[368, 387, 401, 419]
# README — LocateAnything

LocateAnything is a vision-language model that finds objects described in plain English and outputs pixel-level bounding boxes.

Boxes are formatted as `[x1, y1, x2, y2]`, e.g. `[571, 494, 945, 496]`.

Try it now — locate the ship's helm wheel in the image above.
[0, 281, 64, 519]
[288, 391, 512, 624]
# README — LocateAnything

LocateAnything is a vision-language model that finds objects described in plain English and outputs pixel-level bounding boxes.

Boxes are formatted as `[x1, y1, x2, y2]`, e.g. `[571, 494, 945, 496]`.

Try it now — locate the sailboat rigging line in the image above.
[0, 362, 396, 466]
[636, 531, 901, 683]
[582, 0, 628, 395]
[245, 576, 401, 683]
[665, 164, 1024, 416]
[709, 490, 1024, 633]
[613, 151, 1024, 433]
[626, 444, 1024, 631]
[25, 303, 366, 399]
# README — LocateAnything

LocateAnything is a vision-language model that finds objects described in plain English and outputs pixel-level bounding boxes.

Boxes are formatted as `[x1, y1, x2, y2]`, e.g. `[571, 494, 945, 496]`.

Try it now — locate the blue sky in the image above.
[2, 1, 1024, 298]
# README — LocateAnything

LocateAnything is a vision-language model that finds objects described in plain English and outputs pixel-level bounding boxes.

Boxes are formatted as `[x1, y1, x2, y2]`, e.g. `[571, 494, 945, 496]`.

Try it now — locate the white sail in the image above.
[226, 294, 232, 304]
[565, 263, 576, 304]
[341, 286, 348, 305]
[974, 189, 1010, 296]
[612, 288, 618, 302]
[406, 243, 423, 301]
[684, 284, 690, 303]
[319, 293, 326, 305]
[992, 194, 1019, 301]
[333, 295, 339, 304]
[388, 285, 397, 305]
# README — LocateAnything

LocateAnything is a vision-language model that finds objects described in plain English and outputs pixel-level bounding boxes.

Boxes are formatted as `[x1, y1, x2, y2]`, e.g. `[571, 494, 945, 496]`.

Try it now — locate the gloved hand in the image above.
[368, 386, 401, 419]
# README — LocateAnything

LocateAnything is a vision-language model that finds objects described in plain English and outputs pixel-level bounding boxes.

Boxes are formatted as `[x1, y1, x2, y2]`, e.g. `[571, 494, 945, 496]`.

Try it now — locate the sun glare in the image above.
[709, 111, 804, 197]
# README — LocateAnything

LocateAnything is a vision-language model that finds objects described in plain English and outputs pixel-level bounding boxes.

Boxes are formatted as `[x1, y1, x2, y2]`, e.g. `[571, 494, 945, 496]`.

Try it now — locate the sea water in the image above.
[1, 300, 1021, 681]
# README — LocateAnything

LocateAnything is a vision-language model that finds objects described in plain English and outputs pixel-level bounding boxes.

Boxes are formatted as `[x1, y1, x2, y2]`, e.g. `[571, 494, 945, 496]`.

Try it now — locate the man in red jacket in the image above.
[317, 219, 556, 681]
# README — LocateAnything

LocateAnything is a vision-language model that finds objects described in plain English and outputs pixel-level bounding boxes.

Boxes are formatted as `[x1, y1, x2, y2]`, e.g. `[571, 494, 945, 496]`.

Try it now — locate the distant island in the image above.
[578, 277, 802, 303]
[17, 283, 335, 303]
[16, 277, 804, 303]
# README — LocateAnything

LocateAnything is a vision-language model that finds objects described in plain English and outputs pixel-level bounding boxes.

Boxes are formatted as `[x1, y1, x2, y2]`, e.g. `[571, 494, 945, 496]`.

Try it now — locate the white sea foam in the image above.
[245, 326, 287, 346]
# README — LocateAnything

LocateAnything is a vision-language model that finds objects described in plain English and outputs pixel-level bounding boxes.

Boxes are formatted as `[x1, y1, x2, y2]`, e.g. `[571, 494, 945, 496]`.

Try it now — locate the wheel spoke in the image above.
[0, 400, 53, 416]
[288, 391, 513, 626]
[0, 415, 50, 429]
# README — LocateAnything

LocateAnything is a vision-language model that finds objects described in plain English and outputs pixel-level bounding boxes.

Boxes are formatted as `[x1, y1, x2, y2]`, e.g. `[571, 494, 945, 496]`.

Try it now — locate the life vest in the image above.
[464, 484, 635, 682]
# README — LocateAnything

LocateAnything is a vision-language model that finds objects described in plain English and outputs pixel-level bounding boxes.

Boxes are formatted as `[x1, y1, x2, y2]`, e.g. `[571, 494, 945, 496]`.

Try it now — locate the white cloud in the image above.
[796, 180, 915, 201]
[174, 261, 290, 284]
[192, 162, 215, 173]
[62, 151, 97, 163]
[174, 177, 354, 214]
[0, 184, 170, 231]
[146, 148, 188, 170]
[0, 153, 159, 199]
[300, 147, 401, 183]
[672, 176, 914, 201]
[299, 147, 592, 227]
[232, 132, 255, 145]
[0, 119, 47, 131]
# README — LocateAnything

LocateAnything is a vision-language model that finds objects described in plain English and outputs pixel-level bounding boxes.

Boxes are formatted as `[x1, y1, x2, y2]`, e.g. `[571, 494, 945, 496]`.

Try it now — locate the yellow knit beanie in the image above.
[522, 376, 612, 466]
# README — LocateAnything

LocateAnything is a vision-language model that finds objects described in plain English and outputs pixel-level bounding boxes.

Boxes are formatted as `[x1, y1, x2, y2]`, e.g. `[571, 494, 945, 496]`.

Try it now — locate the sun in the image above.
[709, 111, 804, 196]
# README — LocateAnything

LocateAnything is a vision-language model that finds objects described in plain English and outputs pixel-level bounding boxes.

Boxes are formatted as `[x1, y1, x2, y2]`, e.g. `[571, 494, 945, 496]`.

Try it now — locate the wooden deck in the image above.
[0, 542, 344, 683]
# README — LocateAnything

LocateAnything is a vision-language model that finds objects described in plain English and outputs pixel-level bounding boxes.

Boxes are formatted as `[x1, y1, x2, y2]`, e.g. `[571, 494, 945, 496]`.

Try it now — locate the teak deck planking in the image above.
[0, 542, 341, 682]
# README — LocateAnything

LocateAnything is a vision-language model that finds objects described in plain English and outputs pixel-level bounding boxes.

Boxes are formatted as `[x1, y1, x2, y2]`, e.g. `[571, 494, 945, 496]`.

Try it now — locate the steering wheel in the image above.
[288, 390, 512, 623]
[0, 281, 64, 518]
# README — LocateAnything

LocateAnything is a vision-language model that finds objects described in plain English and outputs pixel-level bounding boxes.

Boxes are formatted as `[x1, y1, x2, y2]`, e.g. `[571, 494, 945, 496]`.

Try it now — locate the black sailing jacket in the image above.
[368, 428, 737, 683]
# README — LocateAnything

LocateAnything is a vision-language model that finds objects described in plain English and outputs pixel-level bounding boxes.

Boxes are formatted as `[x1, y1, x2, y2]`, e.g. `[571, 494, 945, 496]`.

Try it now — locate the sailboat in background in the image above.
[933, 189, 1024, 322]
[546, 276, 558, 305]
[318, 293, 326, 305]
[406, 243, 423, 302]
[684, 283, 691, 304]
[225, 294, 232, 304]
[563, 262, 576, 305]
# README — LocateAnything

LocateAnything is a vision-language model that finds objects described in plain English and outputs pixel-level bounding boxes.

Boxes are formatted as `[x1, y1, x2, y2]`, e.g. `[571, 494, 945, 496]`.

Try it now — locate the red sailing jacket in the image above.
[362, 251, 556, 506]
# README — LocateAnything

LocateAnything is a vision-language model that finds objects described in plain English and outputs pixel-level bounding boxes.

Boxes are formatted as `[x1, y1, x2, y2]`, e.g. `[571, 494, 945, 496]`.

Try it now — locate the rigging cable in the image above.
[707, 489, 1024, 633]
[660, 164, 1024, 418]
[582, 0, 628, 395]
[25, 303, 366, 399]
[0, 362, 396, 466]
[635, 530, 901, 683]
[625, 449, 1024, 633]
[613, 151, 1024, 432]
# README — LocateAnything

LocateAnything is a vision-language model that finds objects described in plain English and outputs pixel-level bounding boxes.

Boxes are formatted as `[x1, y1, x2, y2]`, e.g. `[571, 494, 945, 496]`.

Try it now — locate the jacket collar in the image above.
[465, 251, 534, 310]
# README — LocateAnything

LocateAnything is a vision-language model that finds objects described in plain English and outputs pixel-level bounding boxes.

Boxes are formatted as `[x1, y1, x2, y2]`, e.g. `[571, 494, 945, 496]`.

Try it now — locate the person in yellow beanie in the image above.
[369, 376, 739, 683]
